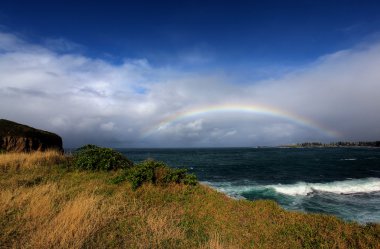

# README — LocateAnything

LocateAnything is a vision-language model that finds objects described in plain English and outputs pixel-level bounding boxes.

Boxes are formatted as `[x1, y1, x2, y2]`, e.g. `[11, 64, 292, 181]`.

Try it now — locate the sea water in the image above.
[117, 147, 380, 223]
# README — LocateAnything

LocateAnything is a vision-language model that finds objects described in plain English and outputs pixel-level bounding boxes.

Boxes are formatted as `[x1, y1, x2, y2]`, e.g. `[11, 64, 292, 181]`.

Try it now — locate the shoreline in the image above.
[278, 146, 380, 149]
[279, 141, 380, 149]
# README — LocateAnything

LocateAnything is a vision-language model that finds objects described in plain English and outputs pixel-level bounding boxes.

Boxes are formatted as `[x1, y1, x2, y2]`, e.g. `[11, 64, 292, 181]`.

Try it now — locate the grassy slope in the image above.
[1, 152, 379, 249]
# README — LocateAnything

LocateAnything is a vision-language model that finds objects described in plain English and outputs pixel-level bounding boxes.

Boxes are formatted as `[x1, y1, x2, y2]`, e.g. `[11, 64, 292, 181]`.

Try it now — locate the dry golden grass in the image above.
[201, 232, 224, 249]
[1, 152, 379, 249]
[30, 194, 103, 248]
[0, 150, 66, 171]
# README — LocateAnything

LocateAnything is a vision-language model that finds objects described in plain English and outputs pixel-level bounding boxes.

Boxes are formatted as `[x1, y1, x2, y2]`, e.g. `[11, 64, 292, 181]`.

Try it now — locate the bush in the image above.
[73, 144, 133, 171]
[125, 159, 197, 190]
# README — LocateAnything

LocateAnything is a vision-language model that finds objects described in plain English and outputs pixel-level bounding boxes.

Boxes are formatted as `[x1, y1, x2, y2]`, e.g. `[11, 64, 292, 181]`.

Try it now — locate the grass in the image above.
[0, 150, 67, 171]
[0, 152, 379, 248]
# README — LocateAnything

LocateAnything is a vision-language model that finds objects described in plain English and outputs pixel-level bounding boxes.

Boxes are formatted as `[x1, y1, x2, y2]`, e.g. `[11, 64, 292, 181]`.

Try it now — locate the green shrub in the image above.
[73, 144, 133, 171]
[181, 173, 198, 186]
[109, 174, 127, 185]
[125, 159, 197, 190]
[163, 168, 197, 185]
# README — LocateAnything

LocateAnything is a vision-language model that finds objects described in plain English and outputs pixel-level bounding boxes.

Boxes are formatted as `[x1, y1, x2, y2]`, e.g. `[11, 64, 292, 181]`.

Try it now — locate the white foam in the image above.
[268, 178, 380, 196]
[201, 181, 255, 199]
[202, 178, 380, 198]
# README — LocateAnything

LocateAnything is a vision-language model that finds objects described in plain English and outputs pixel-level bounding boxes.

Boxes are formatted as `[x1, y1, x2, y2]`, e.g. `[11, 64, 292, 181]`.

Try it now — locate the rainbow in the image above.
[142, 104, 339, 138]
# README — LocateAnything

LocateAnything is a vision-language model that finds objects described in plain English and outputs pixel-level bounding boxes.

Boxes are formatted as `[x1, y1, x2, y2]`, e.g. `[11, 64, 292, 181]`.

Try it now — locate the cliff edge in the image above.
[0, 119, 63, 152]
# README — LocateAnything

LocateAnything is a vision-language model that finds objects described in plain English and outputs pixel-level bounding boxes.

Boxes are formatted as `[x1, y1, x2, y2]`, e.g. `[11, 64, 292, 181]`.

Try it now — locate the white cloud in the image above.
[186, 119, 203, 131]
[0, 30, 379, 147]
[100, 122, 115, 131]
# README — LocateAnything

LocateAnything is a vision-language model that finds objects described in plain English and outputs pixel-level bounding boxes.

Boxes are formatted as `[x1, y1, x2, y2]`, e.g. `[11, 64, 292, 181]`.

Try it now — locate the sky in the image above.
[0, 0, 380, 147]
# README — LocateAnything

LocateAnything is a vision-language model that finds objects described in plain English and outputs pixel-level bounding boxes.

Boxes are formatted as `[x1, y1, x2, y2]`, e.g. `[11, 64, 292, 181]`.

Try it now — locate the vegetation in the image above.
[1, 151, 380, 248]
[73, 145, 196, 189]
[73, 144, 133, 171]
[124, 159, 197, 190]
[0, 150, 67, 172]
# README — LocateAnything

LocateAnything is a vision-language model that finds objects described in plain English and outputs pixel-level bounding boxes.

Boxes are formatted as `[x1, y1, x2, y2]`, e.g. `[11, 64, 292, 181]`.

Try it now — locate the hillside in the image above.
[0, 119, 63, 152]
[0, 151, 379, 248]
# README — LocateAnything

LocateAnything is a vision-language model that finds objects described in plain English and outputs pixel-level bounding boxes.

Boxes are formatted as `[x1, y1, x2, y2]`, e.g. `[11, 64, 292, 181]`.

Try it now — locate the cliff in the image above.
[0, 119, 63, 152]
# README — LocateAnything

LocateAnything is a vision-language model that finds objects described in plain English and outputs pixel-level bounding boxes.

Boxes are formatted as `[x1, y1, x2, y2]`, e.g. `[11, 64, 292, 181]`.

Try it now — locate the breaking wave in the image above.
[203, 177, 380, 198]
[267, 178, 380, 196]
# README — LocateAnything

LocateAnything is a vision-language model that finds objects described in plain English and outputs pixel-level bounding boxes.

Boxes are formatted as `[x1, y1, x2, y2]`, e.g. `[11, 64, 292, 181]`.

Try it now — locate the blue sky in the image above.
[2, 1, 380, 66]
[1, 1, 380, 147]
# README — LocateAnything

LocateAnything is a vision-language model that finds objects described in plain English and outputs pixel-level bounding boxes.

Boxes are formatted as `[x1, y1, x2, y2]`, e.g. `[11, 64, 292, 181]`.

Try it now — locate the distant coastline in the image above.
[279, 141, 380, 148]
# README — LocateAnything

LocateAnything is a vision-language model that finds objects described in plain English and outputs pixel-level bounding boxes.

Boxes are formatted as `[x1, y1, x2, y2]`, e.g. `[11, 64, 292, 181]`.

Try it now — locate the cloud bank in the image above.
[0, 31, 379, 147]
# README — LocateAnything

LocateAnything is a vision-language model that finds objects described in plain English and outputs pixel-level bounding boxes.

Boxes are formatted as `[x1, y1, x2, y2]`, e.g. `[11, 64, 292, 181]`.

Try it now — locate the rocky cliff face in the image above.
[0, 119, 63, 152]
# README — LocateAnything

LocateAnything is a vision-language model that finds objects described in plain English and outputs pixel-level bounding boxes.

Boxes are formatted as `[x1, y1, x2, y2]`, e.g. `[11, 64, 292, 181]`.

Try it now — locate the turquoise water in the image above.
[117, 147, 380, 223]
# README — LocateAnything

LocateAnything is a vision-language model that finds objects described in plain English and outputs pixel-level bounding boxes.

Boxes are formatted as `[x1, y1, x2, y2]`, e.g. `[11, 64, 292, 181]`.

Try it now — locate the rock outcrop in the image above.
[0, 119, 63, 152]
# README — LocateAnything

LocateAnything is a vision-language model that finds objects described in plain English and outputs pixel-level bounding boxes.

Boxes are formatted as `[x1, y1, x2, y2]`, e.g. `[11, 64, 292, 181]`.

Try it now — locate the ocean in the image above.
[117, 147, 380, 224]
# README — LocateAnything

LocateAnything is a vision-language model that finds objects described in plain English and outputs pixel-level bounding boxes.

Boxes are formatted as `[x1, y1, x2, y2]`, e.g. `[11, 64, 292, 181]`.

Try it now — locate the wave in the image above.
[203, 178, 380, 198]
[268, 178, 380, 196]
[201, 180, 251, 199]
